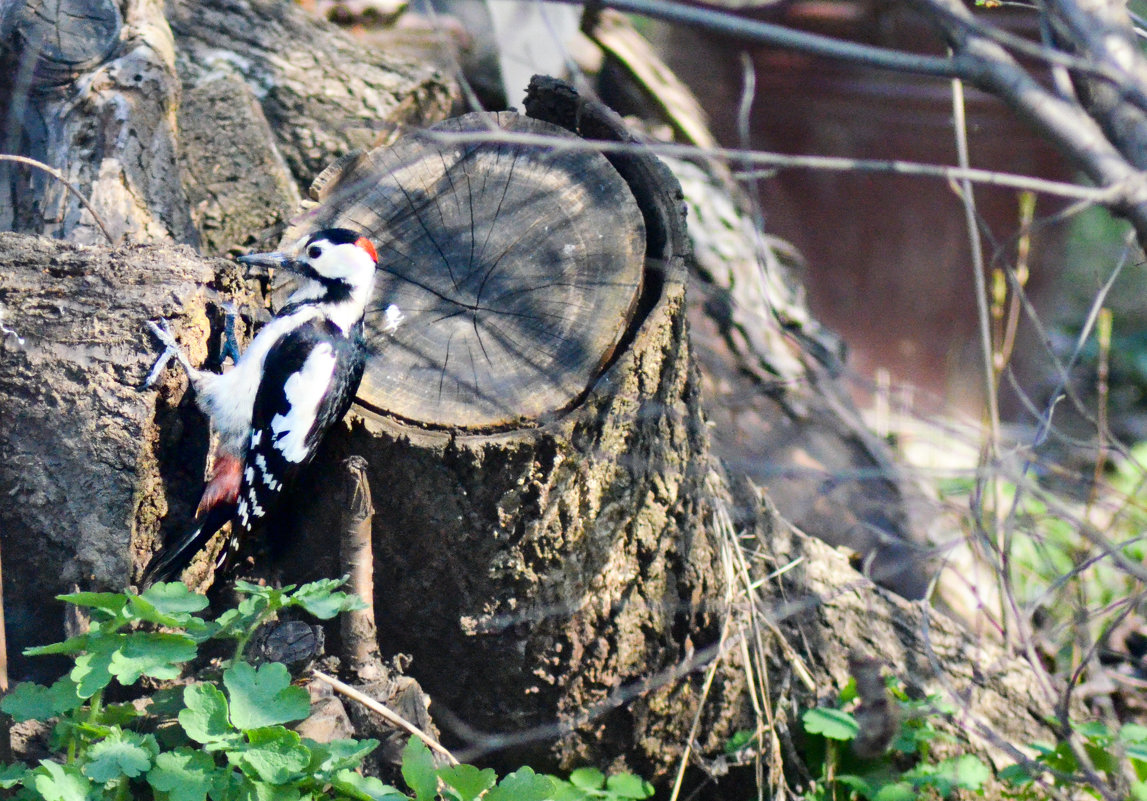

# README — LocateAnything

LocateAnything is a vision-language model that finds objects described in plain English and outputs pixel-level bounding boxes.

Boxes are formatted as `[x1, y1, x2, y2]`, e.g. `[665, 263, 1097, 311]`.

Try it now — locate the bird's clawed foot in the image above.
[143, 319, 192, 388]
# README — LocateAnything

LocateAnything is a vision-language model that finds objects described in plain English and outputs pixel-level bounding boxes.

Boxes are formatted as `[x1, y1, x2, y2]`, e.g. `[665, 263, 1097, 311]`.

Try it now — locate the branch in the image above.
[1045, 0, 1147, 168]
[312, 671, 460, 765]
[904, 0, 1147, 244]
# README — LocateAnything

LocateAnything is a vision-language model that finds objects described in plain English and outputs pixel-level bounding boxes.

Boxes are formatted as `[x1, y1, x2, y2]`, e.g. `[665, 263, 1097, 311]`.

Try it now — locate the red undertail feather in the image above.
[196, 451, 242, 517]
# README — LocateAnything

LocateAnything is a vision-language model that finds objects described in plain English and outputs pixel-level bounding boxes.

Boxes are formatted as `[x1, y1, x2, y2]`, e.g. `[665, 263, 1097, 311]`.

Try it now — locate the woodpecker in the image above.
[142, 228, 384, 586]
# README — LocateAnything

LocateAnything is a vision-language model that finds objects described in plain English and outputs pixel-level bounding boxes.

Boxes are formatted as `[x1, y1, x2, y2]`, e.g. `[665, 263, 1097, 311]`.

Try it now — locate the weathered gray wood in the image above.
[0, 232, 245, 673]
[3, 0, 122, 84]
[176, 67, 302, 258]
[0, 0, 454, 249]
[284, 111, 645, 429]
[0, 0, 192, 245]
[167, 0, 455, 194]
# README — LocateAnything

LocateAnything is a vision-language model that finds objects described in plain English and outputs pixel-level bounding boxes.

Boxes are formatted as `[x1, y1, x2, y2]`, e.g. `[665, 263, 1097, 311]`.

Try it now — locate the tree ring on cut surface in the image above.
[280, 111, 646, 430]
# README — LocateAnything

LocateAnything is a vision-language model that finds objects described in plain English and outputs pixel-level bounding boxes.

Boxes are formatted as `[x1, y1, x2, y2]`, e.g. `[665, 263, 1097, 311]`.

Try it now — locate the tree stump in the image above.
[0, 4, 1079, 793]
[263, 78, 749, 778]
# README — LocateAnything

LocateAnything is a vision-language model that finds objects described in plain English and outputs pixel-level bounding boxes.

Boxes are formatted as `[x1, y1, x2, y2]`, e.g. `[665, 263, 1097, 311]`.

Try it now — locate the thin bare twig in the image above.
[311, 670, 460, 765]
[0, 154, 116, 245]
[423, 127, 1125, 203]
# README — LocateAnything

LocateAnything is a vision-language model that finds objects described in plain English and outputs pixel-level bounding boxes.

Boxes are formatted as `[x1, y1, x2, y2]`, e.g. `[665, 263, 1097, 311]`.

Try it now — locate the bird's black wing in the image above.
[231, 318, 366, 546]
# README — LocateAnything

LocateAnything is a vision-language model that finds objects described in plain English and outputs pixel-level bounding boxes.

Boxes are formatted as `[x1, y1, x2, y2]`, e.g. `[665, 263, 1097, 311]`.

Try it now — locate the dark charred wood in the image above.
[246, 619, 325, 673]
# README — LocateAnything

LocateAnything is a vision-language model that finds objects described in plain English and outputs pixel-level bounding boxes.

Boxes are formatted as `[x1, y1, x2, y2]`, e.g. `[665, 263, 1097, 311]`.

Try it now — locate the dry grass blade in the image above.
[311, 670, 460, 765]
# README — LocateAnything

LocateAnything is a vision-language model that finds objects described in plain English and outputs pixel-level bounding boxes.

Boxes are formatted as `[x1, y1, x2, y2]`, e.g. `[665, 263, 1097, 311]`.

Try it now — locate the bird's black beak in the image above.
[237, 250, 301, 278]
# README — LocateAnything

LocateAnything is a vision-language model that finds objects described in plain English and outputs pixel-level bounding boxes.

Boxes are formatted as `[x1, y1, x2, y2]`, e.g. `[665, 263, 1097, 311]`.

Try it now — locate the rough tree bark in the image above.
[0, 233, 248, 671]
[0, 0, 1072, 796]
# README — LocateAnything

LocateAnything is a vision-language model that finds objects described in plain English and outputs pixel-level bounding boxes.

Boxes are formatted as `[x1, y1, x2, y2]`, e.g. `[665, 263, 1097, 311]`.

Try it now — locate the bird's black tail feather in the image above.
[141, 503, 236, 587]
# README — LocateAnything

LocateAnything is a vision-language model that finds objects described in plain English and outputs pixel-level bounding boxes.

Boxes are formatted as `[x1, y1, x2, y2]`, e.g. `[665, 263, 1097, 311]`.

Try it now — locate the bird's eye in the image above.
[307, 245, 322, 259]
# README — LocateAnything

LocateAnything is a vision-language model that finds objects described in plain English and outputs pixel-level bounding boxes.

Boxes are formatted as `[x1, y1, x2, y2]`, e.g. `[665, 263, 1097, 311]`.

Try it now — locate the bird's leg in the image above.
[219, 301, 243, 367]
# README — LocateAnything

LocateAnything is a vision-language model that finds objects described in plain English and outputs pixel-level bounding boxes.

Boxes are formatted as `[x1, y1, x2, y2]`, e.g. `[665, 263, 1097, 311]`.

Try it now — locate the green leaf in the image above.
[1, 676, 83, 722]
[129, 585, 213, 637]
[1124, 724, 1147, 744]
[148, 686, 191, 718]
[235, 775, 301, 801]
[109, 632, 198, 684]
[180, 683, 233, 744]
[941, 754, 991, 791]
[802, 708, 860, 741]
[139, 582, 210, 616]
[999, 763, 1035, 785]
[438, 764, 497, 801]
[289, 580, 366, 621]
[57, 591, 129, 620]
[486, 767, 555, 801]
[24, 635, 91, 657]
[82, 729, 156, 781]
[32, 761, 91, 801]
[1075, 720, 1112, 744]
[568, 767, 604, 791]
[215, 594, 274, 641]
[604, 773, 654, 799]
[147, 747, 217, 801]
[231, 726, 310, 784]
[234, 582, 292, 613]
[71, 636, 121, 699]
[904, 754, 991, 795]
[548, 780, 589, 801]
[400, 738, 438, 801]
[836, 774, 875, 796]
[304, 738, 378, 776]
[97, 701, 144, 728]
[224, 662, 311, 731]
[838, 676, 859, 705]
[0, 763, 27, 789]
[872, 781, 916, 801]
[331, 769, 410, 801]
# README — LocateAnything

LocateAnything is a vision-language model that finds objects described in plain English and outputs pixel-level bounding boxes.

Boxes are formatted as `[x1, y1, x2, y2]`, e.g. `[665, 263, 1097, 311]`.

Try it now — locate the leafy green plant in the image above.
[0, 580, 656, 801]
[547, 766, 654, 801]
[0, 579, 374, 801]
[999, 719, 1147, 799]
[793, 677, 991, 800]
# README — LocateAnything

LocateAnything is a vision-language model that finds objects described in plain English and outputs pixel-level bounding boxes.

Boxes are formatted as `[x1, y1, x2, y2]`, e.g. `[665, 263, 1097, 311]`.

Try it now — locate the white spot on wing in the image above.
[251, 430, 262, 447]
[254, 454, 281, 491]
[269, 343, 337, 463]
[238, 498, 249, 527]
[244, 466, 254, 483]
[248, 486, 265, 518]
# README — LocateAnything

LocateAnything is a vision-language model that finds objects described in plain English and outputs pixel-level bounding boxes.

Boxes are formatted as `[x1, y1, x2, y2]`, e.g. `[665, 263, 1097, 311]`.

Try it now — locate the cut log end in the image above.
[281, 111, 646, 430]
